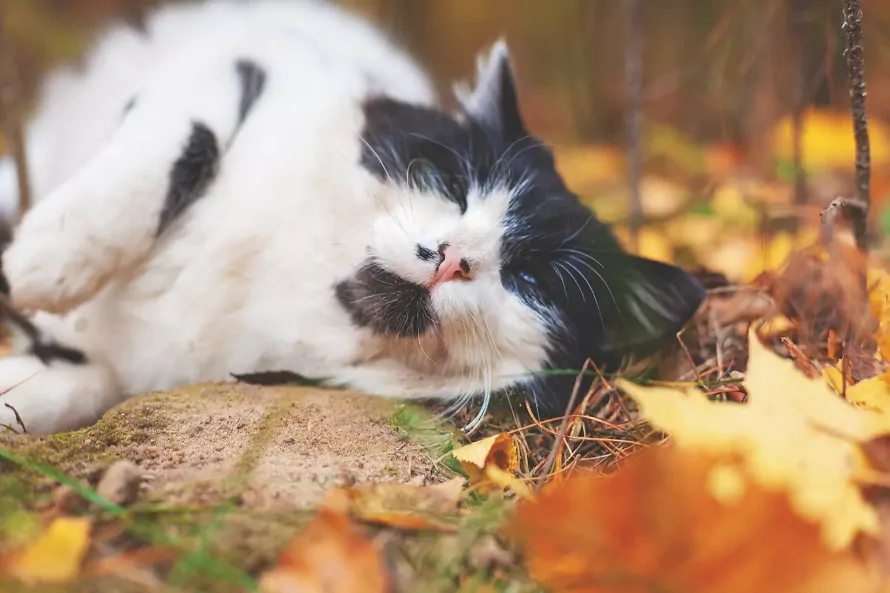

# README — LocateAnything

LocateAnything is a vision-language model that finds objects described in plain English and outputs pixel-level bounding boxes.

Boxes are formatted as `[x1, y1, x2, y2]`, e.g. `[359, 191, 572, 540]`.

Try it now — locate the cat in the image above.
[0, 0, 705, 436]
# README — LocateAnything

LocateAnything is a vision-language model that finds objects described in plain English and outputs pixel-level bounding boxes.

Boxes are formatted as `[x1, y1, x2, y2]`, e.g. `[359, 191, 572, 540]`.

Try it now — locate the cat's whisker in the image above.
[553, 260, 586, 304]
[560, 251, 620, 313]
[548, 262, 571, 300]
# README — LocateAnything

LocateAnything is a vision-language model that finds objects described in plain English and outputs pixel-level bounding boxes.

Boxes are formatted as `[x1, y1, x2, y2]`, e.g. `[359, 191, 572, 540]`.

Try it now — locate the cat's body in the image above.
[0, 0, 704, 435]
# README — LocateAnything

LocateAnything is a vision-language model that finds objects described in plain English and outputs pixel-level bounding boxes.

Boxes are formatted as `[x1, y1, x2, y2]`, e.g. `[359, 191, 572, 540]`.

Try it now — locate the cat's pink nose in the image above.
[429, 244, 471, 287]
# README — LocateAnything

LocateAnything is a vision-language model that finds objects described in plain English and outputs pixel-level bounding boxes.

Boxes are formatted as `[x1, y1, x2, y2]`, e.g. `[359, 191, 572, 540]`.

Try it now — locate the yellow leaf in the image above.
[6, 517, 91, 585]
[711, 183, 759, 228]
[769, 108, 890, 170]
[617, 329, 890, 549]
[845, 374, 890, 414]
[869, 267, 890, 361]
[451, 433, 526, 496]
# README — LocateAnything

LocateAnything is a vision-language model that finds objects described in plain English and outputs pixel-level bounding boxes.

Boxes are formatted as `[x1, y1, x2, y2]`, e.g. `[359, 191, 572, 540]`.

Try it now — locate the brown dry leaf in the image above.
[2, 517, 92, 585]
[326, 477, 465, 532]
[510, 446, 880, 593]
[451, 433, 531, 497]
[770, 245, 874, 344]
[617, 329, 890, 549]
[258, 507, 390, 593]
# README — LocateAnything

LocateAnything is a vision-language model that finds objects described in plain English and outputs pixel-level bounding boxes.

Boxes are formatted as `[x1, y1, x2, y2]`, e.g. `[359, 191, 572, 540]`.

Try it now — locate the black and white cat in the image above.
[0, 0, 704, 435]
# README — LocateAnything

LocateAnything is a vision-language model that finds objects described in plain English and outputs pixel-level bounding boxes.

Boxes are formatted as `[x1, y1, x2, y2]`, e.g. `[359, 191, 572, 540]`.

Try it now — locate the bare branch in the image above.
[624, 0, 643, 251]
[842, 0, 870, 252]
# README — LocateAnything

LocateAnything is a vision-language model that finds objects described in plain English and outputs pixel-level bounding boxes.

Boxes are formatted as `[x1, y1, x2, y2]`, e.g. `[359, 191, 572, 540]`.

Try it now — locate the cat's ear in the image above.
[453, 39, 527, 141]
[589, 252, 706, 354]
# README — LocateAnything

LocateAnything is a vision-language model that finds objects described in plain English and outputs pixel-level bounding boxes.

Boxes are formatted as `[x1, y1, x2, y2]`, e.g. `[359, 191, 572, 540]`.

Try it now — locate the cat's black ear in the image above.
[454, 40, 527, 141]
[590, 252, 706, 354]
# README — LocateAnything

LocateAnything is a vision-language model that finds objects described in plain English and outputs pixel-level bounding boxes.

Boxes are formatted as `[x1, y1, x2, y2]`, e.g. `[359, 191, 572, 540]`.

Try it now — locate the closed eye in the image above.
[518, 271, 537, 285]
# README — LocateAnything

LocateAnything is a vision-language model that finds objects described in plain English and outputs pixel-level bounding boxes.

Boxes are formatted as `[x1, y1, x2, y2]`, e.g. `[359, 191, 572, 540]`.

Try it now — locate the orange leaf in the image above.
[258, 508, 390, 593]
[510, 447, 879, 593]
[326, 477, 465, 532]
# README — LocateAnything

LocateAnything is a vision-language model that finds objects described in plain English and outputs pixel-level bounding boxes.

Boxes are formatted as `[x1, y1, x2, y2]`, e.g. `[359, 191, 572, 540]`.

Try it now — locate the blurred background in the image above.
[2, 0, 889, 282]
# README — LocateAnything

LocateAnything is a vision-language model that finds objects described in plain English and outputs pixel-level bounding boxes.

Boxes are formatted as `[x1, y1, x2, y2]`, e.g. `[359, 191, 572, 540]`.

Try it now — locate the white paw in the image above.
[0, 356, 117, 435]
[4, 207, 108, 314]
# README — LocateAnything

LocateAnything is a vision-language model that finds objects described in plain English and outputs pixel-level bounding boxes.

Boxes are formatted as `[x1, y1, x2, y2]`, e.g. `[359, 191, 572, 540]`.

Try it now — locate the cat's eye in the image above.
[518, 271, 537, 285]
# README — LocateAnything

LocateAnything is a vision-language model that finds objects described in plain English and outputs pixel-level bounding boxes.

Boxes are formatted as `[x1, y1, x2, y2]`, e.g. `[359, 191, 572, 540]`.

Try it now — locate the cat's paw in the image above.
[0, 356, 61, 435]
[3, 208, 109, 314]
[0, 356, 116, 435]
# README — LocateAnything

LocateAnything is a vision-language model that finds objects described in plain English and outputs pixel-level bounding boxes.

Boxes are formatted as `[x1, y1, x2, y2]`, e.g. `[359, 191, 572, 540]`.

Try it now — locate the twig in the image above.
[4, 402, 26, 433]
[538, 359, 592, 483]
[842, 0, 870, 252]
[624, 0, 643, 250]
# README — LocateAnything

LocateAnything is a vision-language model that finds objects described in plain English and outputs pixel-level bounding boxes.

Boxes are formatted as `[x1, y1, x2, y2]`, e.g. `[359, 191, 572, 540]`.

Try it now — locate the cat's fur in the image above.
[0, 0, 704, 435]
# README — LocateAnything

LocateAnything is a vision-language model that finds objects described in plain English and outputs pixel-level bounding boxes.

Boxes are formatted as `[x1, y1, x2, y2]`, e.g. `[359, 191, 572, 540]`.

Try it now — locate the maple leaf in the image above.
[617, 329, 890, 549]
[511, 446, 880, 593]
[2, 517, 92, 585]
[258, 507, 390, 593]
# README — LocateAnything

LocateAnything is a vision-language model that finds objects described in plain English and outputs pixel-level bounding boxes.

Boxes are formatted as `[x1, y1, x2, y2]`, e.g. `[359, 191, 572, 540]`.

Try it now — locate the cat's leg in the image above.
[0, 354, 119, 435]
[0, 308, 121, 435]
[3, 54, 267, 314]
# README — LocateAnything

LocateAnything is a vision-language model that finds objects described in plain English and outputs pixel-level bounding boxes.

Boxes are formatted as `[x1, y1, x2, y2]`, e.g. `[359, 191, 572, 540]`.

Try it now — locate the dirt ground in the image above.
[0, 382, 465, 591]
[2, 382, 446, 506]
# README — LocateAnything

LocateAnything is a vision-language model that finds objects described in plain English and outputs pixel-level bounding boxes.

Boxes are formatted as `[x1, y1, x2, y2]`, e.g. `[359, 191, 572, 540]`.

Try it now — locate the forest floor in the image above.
[7, 110, 890, 592]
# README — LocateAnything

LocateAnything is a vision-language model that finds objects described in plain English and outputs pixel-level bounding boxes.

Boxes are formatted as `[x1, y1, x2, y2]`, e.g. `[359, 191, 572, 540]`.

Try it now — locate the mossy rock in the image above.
[0, 383, 457, 591]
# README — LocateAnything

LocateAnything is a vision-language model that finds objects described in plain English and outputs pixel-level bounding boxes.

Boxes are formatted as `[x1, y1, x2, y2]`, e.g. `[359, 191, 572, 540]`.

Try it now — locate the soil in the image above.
[1, 382, 444, 508]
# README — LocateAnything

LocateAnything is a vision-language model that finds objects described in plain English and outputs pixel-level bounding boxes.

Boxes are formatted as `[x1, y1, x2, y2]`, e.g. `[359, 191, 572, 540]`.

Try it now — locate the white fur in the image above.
[0, 0, 550, 435]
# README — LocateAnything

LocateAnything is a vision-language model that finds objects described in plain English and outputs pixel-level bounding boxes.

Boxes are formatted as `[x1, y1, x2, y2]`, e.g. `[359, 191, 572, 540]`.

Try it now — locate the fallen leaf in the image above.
[770, 108, 890, 171]
[617, 329, 890, 549]
[258, 508, 390, 593]
[327, 477, 465, 532]
[511, 446, 880, 593]
[4, 517, 92, 585]
[451, 433, 530, 497]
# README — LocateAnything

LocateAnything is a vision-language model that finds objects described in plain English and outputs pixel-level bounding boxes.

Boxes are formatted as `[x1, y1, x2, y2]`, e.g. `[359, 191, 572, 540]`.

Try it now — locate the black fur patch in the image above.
[235, 59, 267, 127]
[335, 258, 435, 338]
[0, 295, 87, 365]
[415, 244, 437, 262]
[157, 122, 220, 235]
[30, 341, 88, 365]
[360, 98, 528, 214]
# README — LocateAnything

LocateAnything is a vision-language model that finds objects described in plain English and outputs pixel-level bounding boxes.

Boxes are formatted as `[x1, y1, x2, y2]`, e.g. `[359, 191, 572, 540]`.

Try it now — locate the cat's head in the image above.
[337, 41, 705, 414]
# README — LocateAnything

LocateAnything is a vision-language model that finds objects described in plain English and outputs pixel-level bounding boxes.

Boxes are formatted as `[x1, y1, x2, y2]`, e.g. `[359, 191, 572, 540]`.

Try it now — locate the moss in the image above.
[232, 397, 294, 478]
